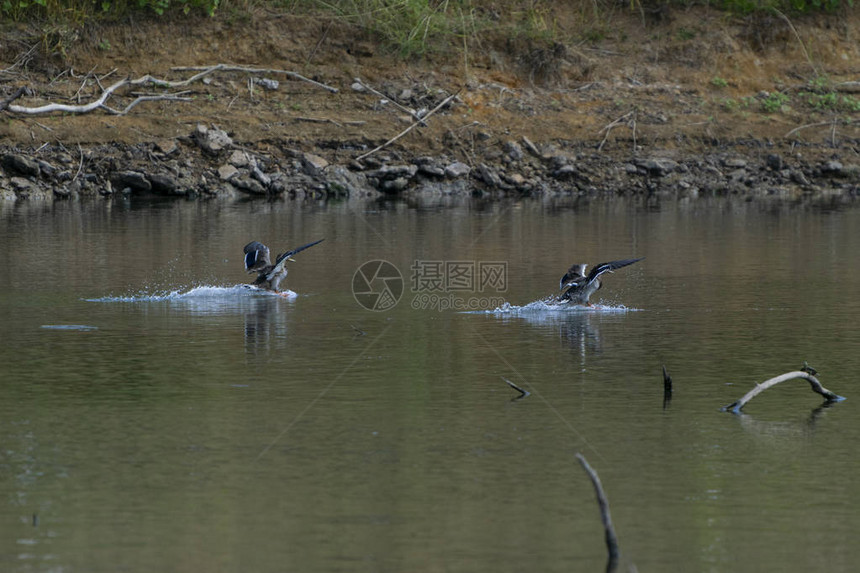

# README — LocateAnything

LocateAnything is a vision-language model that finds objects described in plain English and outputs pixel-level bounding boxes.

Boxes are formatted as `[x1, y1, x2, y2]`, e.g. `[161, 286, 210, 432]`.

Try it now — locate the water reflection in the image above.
[243, 294, 291, 356]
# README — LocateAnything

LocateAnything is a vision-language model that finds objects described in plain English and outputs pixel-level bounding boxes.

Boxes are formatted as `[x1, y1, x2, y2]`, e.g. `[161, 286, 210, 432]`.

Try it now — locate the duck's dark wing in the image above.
[560, 263, 587, 291]
[266, 238, 325, 280]
[584, 257, 644, 285]
[244, 241, 271, 273]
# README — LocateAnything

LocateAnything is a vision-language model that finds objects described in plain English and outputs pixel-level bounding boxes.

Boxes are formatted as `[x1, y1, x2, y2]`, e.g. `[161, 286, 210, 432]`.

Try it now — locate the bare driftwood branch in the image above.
[354, 77, 427, 125]
[501, 376, 530, 400]
[722, 370, 844, 413]
[356, 90, 459, 162]
[576, 453, 621, 572]
[171, 64, 338, 93]
[598, 111, 636, 152]
[6, 64, 337, 117]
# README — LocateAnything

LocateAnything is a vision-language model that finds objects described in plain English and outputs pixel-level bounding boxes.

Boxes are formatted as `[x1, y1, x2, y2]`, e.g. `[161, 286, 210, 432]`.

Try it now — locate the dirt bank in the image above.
[1, 7, 858, 204]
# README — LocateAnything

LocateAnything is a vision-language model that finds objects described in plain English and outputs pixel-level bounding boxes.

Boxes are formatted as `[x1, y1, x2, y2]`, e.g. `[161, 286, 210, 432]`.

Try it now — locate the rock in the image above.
[228, 150, 250, 168]
[2, 154, 40, 177]
[724, 158, 747, 168]
[445, 162, 471, 178]
[418, 164, 445, 177]
[624, 163, 640, 174]
[639, 158, 678, 177]
[218, 164, 239, 181]
[521, 136, 543, 158]
[324, 165, 377, 197]
[823, 160, 844, 175]
[766, 153, 783, 170]
[232, 176, 267, 195]
[154, 139, 179, 157]
[365, 164, 417, 180]
[477, 163, 502, 187]
[251, 165, 271, 187]
[10, 177, 33, 191]
[36, 160, 56, 178]
[302, 153, 329, 176]
[350, 82, 365, 92]
[503, 140, 524, 161]
[193, 124, 232, 155]
[111, 170, 151, 193]
[148, 173, 178, 195]
[254, 78, 279, 90]
[552, 165, 577, 179]
[381, 177, 409, 193]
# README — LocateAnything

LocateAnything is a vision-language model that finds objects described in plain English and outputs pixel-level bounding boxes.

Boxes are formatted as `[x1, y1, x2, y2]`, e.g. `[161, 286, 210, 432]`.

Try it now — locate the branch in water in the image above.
[575, 453, 621, 572]
[722, 370, 844, 413]
[501, 376, 529, 400]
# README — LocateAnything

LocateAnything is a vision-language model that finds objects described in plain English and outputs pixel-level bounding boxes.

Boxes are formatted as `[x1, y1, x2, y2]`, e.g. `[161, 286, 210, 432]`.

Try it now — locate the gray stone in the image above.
[477, 163, 502, 187]
[724, 158, 747, 168]
[228, 150, 250, 168]
[445, 162, 471, 178]
[521, 136, 543, 158]
[10, 177, 33, 191]
[218, 164, 239, 181]
[823, 160, 844, 174]
[418, 164, 445, 177]
[381, 177, 409, 193]
[503, 140, 524, 161]
[766, 153, 783, 170]
[324, 166, 377, 197]
[640, 158, 678, 177]
[2, 154, 40, 177]
[112, 171, 151, 193]
[193, 124, 232, 155]
[232, 176, 267, 195]
[251, 165, 272, 187]
[552, 165, 577, 179]
[148, 173, 177, 195]
[365, 164, 417, 180]
[302, 153, 329, 176]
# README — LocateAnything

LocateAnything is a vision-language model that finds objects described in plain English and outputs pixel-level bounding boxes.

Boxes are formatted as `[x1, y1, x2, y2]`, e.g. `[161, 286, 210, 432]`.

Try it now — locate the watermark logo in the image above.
[352, 260, 404, 311]
[353, 259, 507, 311]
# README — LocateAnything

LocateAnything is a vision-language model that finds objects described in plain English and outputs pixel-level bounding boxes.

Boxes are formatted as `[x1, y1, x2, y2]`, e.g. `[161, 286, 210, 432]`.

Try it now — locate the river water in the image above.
[1, 195, 859, 572]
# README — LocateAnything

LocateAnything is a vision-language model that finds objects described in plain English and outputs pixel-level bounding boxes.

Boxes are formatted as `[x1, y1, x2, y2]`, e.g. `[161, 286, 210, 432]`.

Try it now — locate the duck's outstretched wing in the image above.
[266, 238, 325, 281]
[244, 241, 271, 273]
[560, 263, 587, 291]
[583, 257, 644, 286]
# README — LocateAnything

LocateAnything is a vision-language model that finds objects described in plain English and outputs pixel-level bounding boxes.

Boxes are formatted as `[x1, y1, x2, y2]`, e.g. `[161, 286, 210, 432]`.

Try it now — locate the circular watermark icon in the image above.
[352, 260, 404, 311]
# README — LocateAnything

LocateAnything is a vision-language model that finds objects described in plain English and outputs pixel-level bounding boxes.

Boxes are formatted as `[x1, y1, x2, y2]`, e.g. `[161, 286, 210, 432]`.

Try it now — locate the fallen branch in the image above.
[598, 111, 636, 152]
[356, 90, 459, 162]
[0, 86, 28, 112]
[722, 370, 844, 413]
[575, 453, 621, 572]
[171, 64, 338, 93]
[354, 77, 427, 124]
[501, 376, 530, 400]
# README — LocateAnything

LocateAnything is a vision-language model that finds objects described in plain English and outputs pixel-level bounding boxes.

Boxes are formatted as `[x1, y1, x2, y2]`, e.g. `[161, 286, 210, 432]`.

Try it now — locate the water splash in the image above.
[40, 324, 99, 331]
[484, 297, 638, 316]
[86, 285, 297, 303]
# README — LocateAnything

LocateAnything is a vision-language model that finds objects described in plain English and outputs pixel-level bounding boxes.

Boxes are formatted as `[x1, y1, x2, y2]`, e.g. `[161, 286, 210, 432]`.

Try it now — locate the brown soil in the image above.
[1, 6, 859, 196]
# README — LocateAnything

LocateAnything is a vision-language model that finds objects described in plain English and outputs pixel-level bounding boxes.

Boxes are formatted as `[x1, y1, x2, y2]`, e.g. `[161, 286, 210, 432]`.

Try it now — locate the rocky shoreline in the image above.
[2, 123, 858, 205]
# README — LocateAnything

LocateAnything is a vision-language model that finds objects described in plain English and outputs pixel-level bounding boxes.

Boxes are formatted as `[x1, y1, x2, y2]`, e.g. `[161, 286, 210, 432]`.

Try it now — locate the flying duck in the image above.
[244, 238, 324, 293]
[558, 257, 643, 305]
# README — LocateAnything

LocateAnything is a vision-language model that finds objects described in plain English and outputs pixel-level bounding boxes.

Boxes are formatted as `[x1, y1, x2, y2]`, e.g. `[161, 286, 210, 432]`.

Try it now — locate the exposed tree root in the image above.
[722, 370, 844, 413]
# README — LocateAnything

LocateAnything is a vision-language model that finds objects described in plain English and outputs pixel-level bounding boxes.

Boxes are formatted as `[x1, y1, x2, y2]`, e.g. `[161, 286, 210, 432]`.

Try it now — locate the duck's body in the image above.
[244, 238, 324, 292]
[558, 257, 643, 305]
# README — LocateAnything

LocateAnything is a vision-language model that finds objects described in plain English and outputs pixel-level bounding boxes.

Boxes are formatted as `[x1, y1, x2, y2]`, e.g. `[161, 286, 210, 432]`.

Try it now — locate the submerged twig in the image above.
[576, 453, 621, 572]
[501, 376, 530, 400]
[662, 365, 672, 409]
[722, 369, 844, 413]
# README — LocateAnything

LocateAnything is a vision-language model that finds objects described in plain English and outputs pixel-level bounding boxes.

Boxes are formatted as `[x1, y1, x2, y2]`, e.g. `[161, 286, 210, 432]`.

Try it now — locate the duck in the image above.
[558, 257, 643, 305]
[244, 238, 324, 293]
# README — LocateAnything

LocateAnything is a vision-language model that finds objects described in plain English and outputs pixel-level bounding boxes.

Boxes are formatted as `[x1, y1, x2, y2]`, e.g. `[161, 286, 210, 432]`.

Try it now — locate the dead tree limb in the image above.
[501, 376, 530, 400]
[722, 370, 844, 413]
[0, 86, 28, 112]
[353, 77, 427, 124]
[576, 453, 621, 572]
[171, 64, 339, 93]
[356, 90, 459, 162]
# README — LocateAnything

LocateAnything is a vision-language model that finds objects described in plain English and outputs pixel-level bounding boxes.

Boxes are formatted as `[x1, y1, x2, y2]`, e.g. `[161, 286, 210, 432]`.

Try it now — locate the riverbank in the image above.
[1, 6, 858, 203]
